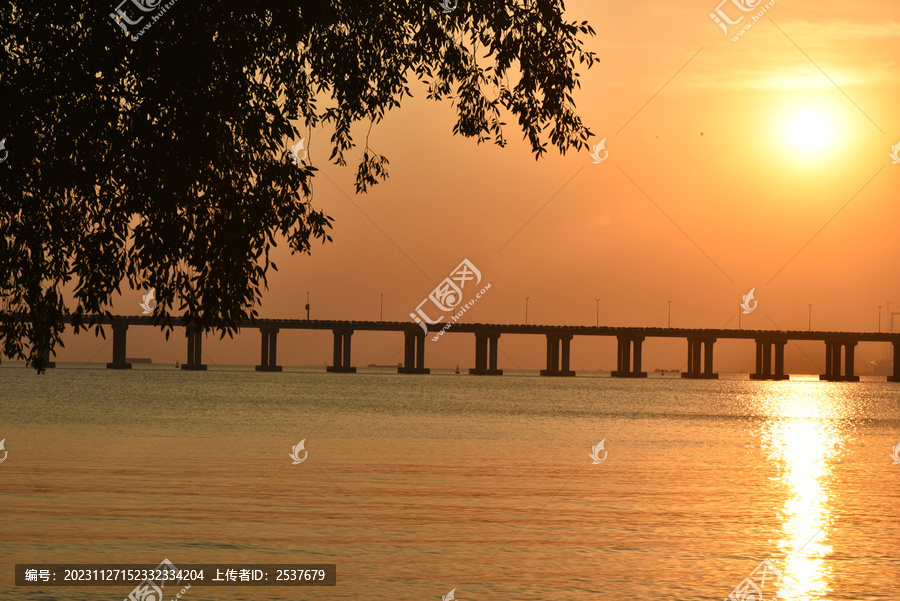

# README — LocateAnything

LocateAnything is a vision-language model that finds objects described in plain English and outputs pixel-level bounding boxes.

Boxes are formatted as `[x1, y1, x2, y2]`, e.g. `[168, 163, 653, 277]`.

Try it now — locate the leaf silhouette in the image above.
[0, 2, 597, 372]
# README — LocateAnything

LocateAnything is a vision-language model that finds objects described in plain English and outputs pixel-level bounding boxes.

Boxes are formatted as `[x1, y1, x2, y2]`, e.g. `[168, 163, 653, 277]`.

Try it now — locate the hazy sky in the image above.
[56, 0, 900, 372]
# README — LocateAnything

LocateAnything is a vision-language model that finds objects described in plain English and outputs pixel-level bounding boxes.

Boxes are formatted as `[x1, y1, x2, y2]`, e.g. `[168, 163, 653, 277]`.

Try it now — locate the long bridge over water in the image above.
[32, 316, 900, 382]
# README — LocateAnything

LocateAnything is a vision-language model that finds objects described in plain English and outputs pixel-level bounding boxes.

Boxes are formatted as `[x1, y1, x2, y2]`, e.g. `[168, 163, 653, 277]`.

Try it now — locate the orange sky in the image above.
[53, 0, 900, 373]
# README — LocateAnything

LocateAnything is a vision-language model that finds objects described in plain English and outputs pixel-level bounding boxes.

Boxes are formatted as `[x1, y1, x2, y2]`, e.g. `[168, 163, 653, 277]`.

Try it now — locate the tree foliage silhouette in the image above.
[0, 1, 596, 371]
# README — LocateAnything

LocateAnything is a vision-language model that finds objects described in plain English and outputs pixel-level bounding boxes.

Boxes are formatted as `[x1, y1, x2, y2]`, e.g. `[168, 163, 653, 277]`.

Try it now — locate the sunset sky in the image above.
[55, 0, 900, 372]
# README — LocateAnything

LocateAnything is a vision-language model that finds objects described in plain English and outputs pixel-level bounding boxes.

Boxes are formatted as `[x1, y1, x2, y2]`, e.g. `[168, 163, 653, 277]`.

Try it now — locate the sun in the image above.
[785, 110, 834, 154]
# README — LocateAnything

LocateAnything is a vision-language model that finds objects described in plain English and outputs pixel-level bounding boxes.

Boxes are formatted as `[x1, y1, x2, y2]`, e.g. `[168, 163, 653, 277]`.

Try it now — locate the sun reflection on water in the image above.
[757, 382, 854, 601]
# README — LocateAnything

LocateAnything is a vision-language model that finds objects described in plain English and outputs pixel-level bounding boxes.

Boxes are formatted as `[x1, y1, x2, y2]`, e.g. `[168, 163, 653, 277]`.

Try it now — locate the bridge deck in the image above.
[57, 315, 900, 342]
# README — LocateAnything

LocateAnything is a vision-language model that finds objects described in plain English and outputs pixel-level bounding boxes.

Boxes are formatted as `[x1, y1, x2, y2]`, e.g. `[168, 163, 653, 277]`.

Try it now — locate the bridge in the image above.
[23, 316, 900, 382]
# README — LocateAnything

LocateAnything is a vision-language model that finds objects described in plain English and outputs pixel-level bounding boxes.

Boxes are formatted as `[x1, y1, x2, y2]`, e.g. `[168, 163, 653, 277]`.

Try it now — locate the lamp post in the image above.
[888, 301, 892, 333]
[808, 304, 812, 331]
[525, 297, 530, 325]
[595, 298, 600, 327]
[306, 291, 310, 320]
[380, 292, 384, 321]
[878, 305, 882, 333]
[890, 302, 895, 363]
[667, 300, 672, 328]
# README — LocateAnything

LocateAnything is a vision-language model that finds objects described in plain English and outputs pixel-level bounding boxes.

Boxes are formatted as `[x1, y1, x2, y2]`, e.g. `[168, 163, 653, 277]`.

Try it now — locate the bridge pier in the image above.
[255, 328, 283, 372]
[888, 341, 900, 382]
[326, 329, 356, 373]
[540, 334, 575, 377]
[611, 335, 647, 378]
[106, 323, 132, 369]
[181, 328, 207, 370]
[469, 332, 502, 375]
[681, 338, 718, 379]
[398, 331, 429, 374]
[820, 339, 859, 382]
[750, 338, 788, 380]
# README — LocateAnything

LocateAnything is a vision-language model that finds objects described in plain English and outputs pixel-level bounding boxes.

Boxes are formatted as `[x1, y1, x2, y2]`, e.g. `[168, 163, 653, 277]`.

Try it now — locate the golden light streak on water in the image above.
[759, 381, 852, 600]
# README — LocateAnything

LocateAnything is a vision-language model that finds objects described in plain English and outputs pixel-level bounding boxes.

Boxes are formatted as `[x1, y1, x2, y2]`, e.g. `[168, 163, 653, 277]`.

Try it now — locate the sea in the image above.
[1, 364, 898, 600]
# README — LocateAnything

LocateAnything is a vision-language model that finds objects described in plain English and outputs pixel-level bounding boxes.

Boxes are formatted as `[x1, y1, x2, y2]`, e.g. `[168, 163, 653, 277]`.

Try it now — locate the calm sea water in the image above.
[1, 364, 899, 601]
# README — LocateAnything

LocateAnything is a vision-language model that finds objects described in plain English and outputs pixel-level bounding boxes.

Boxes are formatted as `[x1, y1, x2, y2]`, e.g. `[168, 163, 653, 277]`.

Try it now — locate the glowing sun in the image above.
[785, 110, 834, 154]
